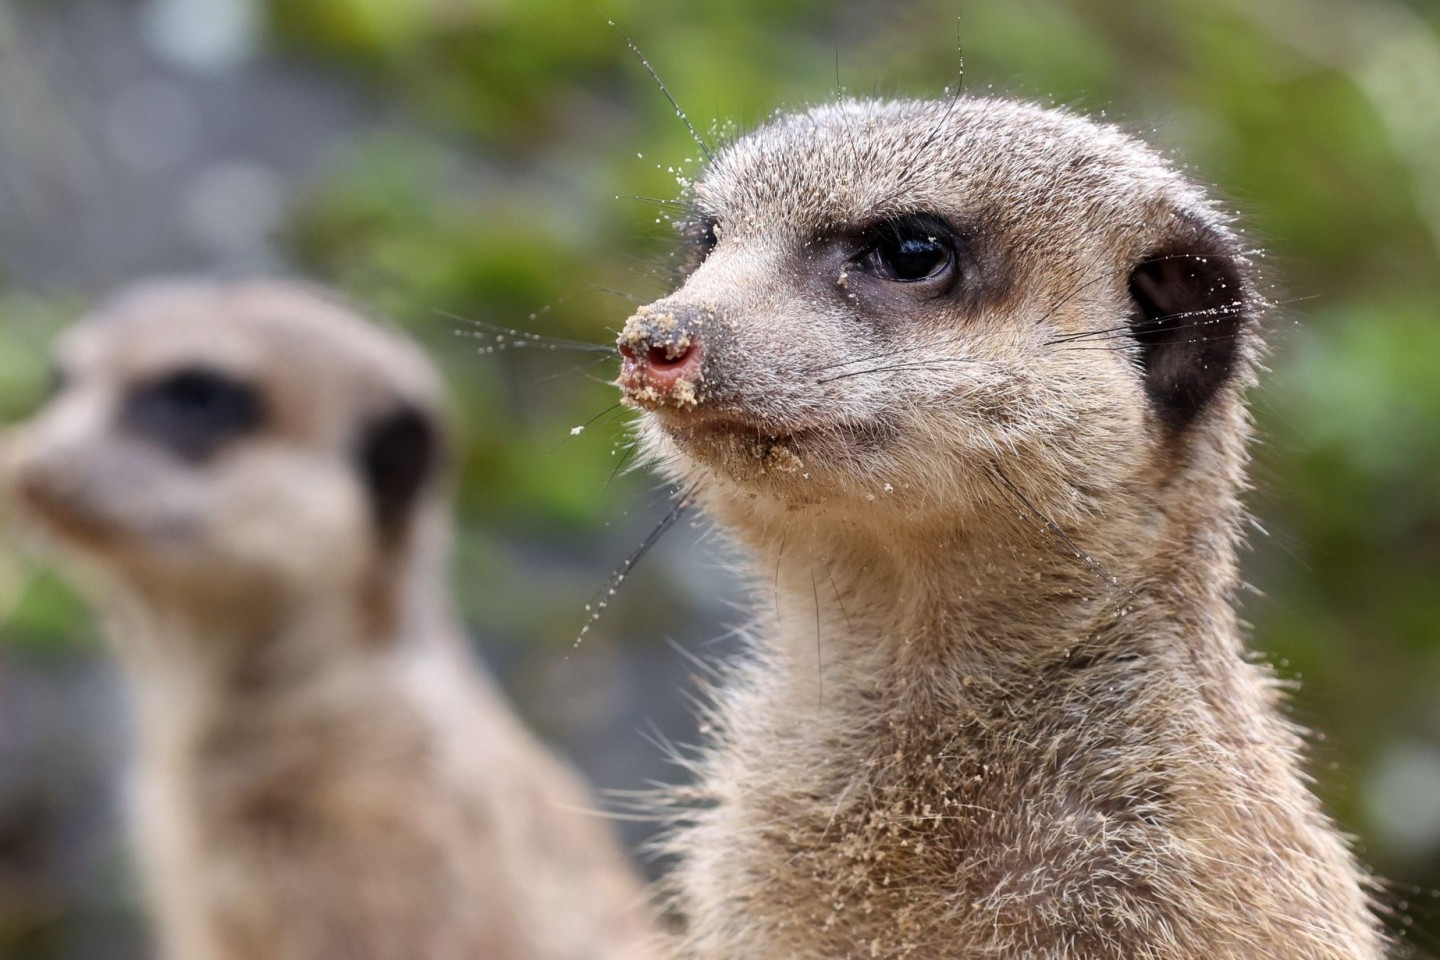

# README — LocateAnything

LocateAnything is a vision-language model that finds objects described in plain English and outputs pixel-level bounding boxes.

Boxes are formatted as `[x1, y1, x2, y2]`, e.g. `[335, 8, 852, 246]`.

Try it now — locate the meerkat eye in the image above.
[858, 215, 956, 284]
[121, 367, 263, 463]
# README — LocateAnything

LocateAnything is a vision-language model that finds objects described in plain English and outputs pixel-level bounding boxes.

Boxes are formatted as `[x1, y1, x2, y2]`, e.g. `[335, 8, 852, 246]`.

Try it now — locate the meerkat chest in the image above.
[689, 686, 1178, 959]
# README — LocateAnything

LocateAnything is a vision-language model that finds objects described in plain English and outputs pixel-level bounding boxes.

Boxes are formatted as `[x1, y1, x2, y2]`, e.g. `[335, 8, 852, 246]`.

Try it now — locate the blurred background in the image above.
[0, 0, 1437, 956]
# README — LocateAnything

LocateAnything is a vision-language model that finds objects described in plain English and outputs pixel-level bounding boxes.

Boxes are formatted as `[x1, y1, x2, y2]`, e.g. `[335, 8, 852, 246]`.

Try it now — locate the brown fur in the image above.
[618, 99, 1384, 959]
[1, 280, 659, 960]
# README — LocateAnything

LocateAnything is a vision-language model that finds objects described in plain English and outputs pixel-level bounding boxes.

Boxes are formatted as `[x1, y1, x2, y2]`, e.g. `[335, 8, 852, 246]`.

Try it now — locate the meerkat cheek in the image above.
[212, 465, 371, 588]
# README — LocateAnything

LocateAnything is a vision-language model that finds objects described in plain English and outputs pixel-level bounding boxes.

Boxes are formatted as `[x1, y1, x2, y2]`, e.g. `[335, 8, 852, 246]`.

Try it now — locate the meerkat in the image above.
[616, 98, 1386, 959]
[0, 279, 659, 960]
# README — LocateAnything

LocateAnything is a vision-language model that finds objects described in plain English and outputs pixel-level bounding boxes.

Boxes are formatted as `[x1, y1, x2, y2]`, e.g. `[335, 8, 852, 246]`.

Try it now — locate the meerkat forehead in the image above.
[696, 97, 1216, 259]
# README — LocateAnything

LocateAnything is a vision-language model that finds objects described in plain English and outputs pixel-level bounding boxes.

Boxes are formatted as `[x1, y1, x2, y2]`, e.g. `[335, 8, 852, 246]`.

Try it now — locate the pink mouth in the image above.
[618, 340, 703, 398]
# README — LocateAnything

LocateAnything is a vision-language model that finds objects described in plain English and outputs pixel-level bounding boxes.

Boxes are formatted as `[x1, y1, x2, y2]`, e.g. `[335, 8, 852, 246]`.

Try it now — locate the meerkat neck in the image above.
[734, 490, 1242, 710]
[106, 511, 463, 756]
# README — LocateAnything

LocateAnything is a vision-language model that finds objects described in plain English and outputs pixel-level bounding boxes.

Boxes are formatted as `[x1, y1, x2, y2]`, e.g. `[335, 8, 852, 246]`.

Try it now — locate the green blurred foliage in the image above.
[3, 0, 1439, 948]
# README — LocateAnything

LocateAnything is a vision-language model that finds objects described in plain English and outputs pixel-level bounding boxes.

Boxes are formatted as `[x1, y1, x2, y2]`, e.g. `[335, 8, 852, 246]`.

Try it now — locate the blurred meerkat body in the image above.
[617, 99, 1383, 958]
[2, 281, 657, 960]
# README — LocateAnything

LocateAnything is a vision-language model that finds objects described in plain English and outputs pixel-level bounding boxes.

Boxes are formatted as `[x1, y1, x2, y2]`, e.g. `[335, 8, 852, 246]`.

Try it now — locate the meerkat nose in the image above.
[617, 305, 705, 405]
[618, 337, 703, 397]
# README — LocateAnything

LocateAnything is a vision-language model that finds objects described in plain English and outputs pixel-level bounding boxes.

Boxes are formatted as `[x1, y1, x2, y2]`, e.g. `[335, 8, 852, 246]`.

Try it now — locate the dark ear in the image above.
[356, 405, 440, 543]
[1127, 214, 1255, 431]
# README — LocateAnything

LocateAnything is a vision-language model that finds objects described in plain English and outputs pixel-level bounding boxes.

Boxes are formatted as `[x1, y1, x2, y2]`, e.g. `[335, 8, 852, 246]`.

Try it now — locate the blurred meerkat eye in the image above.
[858, 215, 957, 284]
[121, 367, 263, 463]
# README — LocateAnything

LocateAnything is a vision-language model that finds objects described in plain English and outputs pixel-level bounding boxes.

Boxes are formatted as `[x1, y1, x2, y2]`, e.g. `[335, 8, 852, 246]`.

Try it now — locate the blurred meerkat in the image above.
[1, 280, 658, 960]
[617, 98, 1384, 959]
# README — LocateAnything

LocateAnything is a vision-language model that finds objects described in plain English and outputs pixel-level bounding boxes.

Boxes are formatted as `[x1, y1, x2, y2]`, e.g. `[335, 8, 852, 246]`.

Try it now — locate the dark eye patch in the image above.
[121, 367, 263, 463]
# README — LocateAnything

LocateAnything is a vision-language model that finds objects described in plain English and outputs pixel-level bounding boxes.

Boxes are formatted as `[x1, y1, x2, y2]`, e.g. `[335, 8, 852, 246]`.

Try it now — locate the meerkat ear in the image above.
[1127, 214, 1255, 431]
[357, 405, 440, 542]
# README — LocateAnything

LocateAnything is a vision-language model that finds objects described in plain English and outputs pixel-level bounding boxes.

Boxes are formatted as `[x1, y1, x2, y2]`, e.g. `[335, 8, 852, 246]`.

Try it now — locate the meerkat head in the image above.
[618, 98, 1259, 542]
[1, 280, 446, 615]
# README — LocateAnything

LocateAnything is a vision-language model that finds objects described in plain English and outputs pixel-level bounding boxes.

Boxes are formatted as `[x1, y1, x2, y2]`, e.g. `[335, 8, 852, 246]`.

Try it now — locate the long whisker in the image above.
[442, 311, 613, 355]
[1046, 292, 1316, 347]
[610, 21, 713, 164]
[620, 194, 688, 210]
[549, 403, 629, 456]
[807, 342, 932, 374]
[1035, 250, 1263, 328]
[589, 285, 649, 306]
[1045, 303, 1246, 346]
[1051, 333, 1251, 353]
[984, 463, 1131, 599]
[816, 358, 997, 385]
[534, 354, 617, 384]
[574, 483, 699, 648]
[604, 441, 641, 491]
[1034, 245, 1119, 327]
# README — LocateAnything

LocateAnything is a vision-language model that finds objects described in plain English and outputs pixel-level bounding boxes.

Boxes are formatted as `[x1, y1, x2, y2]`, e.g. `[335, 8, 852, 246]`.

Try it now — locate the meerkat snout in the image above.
[617, 301, 708, 408]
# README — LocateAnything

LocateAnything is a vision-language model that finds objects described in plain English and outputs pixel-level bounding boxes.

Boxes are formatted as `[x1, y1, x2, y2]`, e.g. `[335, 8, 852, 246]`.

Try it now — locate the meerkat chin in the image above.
[618, 98, 1384, 959]
[1, 279, 660, 960]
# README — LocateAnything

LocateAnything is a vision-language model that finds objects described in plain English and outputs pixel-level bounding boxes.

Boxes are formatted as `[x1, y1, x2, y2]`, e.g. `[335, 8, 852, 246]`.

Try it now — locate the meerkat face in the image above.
[0, 281, 444, 605]
[618, 98, 1257, 529]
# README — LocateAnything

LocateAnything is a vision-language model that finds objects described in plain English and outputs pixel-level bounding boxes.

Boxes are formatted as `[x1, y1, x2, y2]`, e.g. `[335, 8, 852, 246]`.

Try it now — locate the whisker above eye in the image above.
[609, 21, 714, 164]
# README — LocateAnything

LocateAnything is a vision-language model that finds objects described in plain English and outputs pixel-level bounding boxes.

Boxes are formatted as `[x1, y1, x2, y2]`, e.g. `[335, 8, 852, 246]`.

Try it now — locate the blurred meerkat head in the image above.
[2, 280, 446, 613]
[618, 98, 1260, 539]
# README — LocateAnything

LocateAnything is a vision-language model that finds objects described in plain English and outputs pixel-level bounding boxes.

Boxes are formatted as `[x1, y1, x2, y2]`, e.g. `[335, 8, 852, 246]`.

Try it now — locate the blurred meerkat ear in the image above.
[356, 405, 440, 543]
[1127, 213, 1257, 431]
